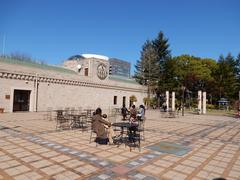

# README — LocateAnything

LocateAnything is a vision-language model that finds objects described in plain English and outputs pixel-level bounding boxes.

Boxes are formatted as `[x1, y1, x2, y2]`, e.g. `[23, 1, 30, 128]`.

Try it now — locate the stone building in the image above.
[0, 54, 147, 113]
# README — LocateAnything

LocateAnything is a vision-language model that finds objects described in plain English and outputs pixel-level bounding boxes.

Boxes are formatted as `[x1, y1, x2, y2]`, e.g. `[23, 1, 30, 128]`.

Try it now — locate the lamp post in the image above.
[181, 86, 186, 116]
[238, 91, 240, 117]
[148, 57, 150, 109]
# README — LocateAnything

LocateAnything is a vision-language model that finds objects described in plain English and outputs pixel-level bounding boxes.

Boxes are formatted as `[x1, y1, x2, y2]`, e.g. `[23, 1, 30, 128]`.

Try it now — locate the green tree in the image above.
[173, 55, 215, 90]
[134, 31, 171, 107]
[160, 58, 180, 92]
[134, 40, 158, 86]
[134, 59, 145, 85]
[170, 55, 218, 105]
[134, 32, 240, 107]
[235, 53, 240, 81]
[152, 31, 171, 95]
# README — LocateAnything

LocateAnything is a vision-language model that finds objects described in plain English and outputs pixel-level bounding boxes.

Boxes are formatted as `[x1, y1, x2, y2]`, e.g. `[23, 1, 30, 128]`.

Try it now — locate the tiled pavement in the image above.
[0, 111, 240, 180]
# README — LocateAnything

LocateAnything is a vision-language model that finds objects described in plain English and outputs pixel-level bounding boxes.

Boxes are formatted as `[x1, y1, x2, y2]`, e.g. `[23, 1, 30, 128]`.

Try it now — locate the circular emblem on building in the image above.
[97, 63, 108, 80]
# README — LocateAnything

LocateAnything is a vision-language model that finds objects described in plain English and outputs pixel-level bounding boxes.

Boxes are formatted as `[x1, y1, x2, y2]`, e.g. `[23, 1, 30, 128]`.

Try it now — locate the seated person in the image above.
[121, 105, 129, 120]
[128, 105, 138, 142]
[92, 108, 111, 144]
[102, 114, 115, 144]
[129, 105, 137, 124]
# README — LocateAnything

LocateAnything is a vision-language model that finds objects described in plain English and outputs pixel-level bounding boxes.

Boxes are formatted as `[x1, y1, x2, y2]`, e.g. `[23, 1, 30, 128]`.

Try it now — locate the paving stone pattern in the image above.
[0, 111, 240, 179]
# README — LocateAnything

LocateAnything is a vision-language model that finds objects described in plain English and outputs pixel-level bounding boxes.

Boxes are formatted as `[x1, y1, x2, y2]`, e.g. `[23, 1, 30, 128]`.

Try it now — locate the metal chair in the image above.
[89, 120, 97, 145]
[44, 107, 53, 121]
[137, 117, 145, 141]
[128, 125, 141, 152]
[56, 111, 70, 130]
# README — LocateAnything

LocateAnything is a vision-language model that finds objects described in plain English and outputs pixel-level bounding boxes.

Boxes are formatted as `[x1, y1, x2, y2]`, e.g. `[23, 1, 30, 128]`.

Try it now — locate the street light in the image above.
[148, 58, 150, 109]
[181, 86, 186, 116]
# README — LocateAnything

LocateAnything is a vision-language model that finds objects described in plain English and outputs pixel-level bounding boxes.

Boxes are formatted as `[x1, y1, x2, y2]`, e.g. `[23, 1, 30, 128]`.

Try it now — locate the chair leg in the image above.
[142, 130, 145, 141]
[89, 130, 92, 143]
[138, 144, 141, 152]
[138, 136, 141, 152]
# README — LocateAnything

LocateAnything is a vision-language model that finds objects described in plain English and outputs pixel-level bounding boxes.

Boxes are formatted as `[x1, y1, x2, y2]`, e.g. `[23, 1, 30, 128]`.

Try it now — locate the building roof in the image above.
[81, 54, 109, 60]
[0, 57, 145, 89]
[68, 55, 84, 60]
[109, 75, 138, 84]
[0, 57, 76, 75]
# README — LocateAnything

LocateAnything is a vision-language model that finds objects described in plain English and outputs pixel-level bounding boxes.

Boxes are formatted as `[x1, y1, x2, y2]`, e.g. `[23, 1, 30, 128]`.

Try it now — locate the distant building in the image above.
[109, 58, 131, 78]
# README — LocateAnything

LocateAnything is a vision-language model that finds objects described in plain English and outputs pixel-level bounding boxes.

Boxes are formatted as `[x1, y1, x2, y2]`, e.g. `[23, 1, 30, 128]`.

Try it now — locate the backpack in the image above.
[95, 137, 109, 145]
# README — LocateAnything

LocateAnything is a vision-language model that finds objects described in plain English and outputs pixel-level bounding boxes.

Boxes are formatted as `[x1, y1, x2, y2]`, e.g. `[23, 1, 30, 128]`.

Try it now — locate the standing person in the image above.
[92, 108, 111, 144]
[177, 104, 181, 114]
[162, 102, 167, 112]
[121, 104, 129, 120]
[137, 105, 145, 121]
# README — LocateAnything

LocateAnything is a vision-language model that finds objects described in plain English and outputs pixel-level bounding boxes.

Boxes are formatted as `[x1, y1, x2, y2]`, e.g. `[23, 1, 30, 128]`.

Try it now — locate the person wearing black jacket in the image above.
[121, 104, 129, 120]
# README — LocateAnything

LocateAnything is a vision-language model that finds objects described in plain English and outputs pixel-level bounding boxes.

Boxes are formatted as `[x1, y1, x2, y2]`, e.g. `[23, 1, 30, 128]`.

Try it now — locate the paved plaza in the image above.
[0, 110, 240, 180]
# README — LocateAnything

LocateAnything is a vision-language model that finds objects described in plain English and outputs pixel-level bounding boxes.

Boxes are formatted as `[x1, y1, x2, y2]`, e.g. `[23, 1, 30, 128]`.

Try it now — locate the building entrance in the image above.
[13, 90, 31, 112]
[122, 96, 126, 107]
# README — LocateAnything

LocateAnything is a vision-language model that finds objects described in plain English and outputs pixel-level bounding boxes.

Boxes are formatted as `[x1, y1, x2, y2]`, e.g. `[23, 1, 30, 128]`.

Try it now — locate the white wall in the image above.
[0, 78, 146, 112]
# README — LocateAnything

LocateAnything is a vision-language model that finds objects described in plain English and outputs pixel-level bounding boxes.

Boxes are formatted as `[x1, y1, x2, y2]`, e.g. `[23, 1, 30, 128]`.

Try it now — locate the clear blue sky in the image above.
[1, 0, 240, 74]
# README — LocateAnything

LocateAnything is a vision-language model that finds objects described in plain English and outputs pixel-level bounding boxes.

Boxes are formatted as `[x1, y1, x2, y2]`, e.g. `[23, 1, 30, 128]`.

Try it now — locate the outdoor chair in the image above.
[64, 107, 71, 120]
[85, 110, 93, 124]
[126, 116, 145, 151]
[137, 117, 145, 141]
[168, 111, 176, 118]
[44, 107, 53, 121]
[85, 112, 93, 130]
[193, 108, 201, 115]
[70, 107, 75, 115]
[89, 120, 97, 144]
[128, 126, 141, 152]
[78, 107, 82, 114]
[56, 112, 70, 130]
[80, 114, 89, 131]
[161, 111, 168, 118]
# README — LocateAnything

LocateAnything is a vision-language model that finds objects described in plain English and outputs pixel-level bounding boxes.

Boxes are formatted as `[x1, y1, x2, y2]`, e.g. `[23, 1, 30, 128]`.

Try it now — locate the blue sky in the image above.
[1, 0, 240, 74]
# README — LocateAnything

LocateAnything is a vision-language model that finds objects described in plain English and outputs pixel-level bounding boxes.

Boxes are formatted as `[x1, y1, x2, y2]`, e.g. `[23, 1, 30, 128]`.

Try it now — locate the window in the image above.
[84, 68, 88, 76]
[114, 96, 117, 105]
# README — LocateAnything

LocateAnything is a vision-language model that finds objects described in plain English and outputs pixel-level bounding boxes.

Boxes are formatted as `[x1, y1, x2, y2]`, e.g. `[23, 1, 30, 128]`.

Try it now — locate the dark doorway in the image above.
[13, 90, 31, 112]
[122, 96, 126, 107]
[84, 68, 89, 76]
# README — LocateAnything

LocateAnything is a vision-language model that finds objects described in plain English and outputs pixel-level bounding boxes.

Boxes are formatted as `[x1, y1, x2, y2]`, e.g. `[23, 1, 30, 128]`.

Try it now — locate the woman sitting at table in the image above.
[92, 108, 111, 144]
